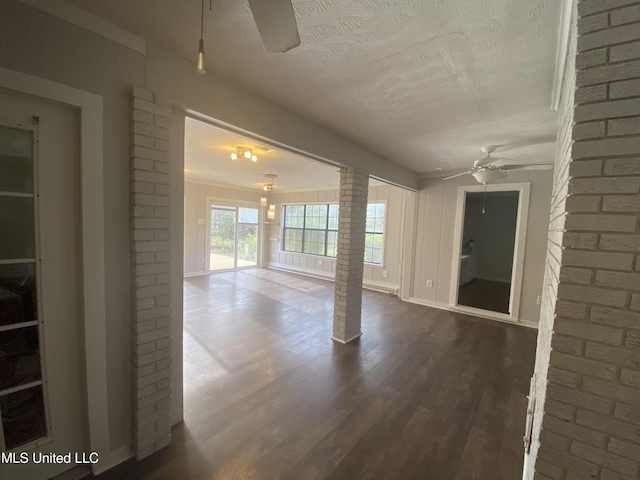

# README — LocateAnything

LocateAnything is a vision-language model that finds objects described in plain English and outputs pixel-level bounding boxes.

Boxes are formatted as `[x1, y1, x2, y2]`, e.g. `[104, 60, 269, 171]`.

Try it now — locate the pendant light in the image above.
[196, 0, 206, 74]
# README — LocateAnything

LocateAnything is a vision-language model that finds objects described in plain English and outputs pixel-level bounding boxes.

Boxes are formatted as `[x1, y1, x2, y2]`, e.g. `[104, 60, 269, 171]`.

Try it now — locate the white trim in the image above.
[406, 297, 539, 329]
[331, 332, 362, 344]
[518, 319, 540, 329]
[18, 0, 146, 55]
[0, 66, 110, 474]
[551, 0, 573, 111]
[449, 183, 531, 323]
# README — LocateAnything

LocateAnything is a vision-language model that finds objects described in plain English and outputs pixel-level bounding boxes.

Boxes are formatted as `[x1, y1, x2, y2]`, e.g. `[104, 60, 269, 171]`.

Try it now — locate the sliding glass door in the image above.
[209, 204, 258, 271]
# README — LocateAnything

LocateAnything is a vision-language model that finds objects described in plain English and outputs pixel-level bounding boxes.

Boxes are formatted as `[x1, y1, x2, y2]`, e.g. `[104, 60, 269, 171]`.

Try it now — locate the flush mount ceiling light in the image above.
[230, 147, 257, 162]
[262, 173, 277, 191]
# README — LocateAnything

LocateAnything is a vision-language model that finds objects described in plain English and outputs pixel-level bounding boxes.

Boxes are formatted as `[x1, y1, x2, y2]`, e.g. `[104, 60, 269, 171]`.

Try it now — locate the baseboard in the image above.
[267, 264, 399, 295]
[331, 332, 362, 344]
[184, 270, 207, 277]
[518, 319, 539, 329]
[406, 297, 539, 329]
[406, 297, 450, 311]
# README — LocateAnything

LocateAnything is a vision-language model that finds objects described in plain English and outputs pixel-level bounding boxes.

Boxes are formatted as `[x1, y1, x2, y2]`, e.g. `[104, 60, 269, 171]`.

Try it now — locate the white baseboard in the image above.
[268, 263, 399, 295]
[331, 332, 362, 344]
[406, 297, 539, 329]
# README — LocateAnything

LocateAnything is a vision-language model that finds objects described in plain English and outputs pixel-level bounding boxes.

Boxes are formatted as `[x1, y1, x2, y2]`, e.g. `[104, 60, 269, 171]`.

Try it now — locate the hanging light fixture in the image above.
[196, 0, 207, 74]
[262, 173, 277, 191]
[231, 147, 258, 162]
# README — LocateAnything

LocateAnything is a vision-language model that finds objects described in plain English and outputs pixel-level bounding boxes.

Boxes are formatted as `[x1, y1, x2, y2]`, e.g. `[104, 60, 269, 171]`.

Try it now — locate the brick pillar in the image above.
[130, 87, 172, 459]
[333, 167, 369, 343]
[529, 1, 640, 479]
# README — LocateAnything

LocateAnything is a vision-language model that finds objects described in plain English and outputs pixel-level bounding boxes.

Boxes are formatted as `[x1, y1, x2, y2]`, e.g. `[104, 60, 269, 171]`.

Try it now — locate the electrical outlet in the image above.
[383, 270, 388, 278]
[318, 260, 323, 266]
[426, 280, 433, 288]
[271, 253, 275, 259]
[537, 295, 542, 305]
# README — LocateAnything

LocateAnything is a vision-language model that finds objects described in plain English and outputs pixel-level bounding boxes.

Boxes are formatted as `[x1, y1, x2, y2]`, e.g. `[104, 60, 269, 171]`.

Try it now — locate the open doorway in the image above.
[457, 191, 519, 314]
[450, 183, 530, 322]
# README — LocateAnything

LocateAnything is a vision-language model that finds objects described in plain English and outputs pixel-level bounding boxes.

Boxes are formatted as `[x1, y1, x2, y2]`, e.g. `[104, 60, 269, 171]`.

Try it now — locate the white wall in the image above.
[267, 183, 408, 291]
[462, 193, 519, 283]
[408, 169, 553, 325]
[184, 181, 263, 275]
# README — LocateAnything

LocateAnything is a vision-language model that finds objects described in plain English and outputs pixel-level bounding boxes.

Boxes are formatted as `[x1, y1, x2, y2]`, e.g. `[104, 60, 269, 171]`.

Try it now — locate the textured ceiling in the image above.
[184, 117, 341, 191]
[66, 0, 561, 174]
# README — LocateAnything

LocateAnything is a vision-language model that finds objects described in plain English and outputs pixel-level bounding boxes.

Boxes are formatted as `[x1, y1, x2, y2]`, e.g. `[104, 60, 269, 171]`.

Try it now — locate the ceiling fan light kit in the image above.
[443, 146, 554, 184]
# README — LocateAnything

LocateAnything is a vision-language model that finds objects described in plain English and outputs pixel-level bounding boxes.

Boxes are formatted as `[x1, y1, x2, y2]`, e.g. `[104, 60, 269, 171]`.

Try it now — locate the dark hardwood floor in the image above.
[458, 279, 512, 314]
[95, 269, 537, 480]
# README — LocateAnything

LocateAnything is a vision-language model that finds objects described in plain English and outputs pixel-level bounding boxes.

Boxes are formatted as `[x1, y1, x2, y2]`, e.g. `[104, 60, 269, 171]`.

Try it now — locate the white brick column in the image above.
[130, 87, 172, 459]
[530, 1, 640, 479]
[333, 167, 369, 343]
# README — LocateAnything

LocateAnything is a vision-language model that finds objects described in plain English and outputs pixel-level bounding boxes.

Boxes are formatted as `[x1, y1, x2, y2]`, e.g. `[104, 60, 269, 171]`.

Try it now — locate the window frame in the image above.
[280, 200, 386, 266]
[364, 201, 387, 266]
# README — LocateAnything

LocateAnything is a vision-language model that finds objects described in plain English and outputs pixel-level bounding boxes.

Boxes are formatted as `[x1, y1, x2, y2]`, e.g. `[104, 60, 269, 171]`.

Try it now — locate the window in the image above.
[282, 202, 384, 265]
[365, 203, 385, 264]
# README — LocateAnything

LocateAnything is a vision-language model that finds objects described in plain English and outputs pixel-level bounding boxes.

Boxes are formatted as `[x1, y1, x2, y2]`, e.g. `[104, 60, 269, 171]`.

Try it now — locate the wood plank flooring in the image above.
[458, 279, 512, 314]
[94, 269, 537, 480]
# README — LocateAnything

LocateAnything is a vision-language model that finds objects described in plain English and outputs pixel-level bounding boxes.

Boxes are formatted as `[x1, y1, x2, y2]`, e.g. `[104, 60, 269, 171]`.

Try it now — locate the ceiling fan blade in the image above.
[443, 171, 473, 181]
[500, 164, 554, 171]
[248, 0, 301, 53]
[485, 157, 515, 167]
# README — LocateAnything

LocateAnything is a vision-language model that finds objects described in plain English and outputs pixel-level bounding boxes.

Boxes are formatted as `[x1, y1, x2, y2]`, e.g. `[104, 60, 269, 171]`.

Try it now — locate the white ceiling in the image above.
[66, 0, 561, 174]
[184, 117, 341, 191]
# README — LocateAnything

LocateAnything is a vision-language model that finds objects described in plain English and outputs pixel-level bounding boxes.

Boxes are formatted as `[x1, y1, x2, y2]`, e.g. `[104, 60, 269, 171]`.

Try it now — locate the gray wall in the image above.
[408, 170, 554, 325]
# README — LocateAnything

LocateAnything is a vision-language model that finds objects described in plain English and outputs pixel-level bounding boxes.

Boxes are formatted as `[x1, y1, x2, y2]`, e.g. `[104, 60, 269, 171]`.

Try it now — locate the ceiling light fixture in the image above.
[196, 0, 209, 74]
[262, 173, 277, 191]
[231, 147, 258, 162]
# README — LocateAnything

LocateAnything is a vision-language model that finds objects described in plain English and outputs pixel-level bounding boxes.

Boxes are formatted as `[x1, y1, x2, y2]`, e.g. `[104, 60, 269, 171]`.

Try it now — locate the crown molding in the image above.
[19, 0, 146, 55]
[550, 0, 573, 111]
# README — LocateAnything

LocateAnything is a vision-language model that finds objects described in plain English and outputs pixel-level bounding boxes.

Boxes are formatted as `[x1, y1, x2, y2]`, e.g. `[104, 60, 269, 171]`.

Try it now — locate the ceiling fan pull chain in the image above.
[482, 183, 487, 214]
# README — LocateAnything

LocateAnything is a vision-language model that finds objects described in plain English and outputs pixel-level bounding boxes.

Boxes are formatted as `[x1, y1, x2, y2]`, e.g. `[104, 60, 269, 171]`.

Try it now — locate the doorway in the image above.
[450, 183, 530, 323]
[208, 202, 259, 272]
[0, 92, 88, 479]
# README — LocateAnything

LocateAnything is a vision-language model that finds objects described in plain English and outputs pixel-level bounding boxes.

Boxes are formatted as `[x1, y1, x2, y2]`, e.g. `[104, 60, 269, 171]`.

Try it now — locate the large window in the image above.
[282, 202, 384, 265]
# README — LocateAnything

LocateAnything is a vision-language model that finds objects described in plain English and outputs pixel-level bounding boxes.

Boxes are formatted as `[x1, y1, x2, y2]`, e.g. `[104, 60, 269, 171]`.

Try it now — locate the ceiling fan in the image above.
[443, 146, 554, 184]
[248, 0, 301, 53]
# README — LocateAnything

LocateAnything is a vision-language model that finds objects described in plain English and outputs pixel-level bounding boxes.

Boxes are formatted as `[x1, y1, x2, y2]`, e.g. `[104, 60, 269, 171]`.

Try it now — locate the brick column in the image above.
[529, 1, 640, 479]
[333, 167, 369, 343]
[130, 87, 172, 459]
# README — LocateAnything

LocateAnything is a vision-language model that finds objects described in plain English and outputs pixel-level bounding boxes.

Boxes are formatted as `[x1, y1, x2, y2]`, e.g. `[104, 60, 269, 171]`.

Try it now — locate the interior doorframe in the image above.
[0, 67, 112, 472]
[205, 196, 263, 272]
[448, 182, 531, 324]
